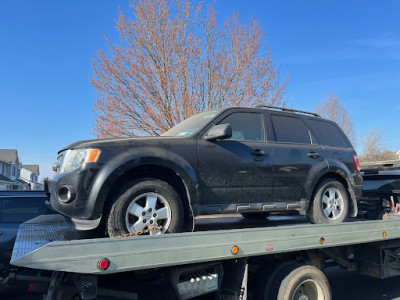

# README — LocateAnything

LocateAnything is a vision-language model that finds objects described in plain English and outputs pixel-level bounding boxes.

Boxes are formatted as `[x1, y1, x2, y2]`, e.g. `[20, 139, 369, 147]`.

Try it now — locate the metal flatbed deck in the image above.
[11, 214, 400, 274]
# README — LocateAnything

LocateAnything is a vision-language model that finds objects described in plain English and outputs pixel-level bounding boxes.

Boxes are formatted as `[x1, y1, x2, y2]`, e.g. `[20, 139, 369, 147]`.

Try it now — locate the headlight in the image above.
[56, 149, 100, 173]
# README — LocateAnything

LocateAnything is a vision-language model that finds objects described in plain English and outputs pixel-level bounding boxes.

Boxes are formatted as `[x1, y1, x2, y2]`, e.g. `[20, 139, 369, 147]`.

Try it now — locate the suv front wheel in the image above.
[307, 178, 349, 224]
[106, 179, 184, 237]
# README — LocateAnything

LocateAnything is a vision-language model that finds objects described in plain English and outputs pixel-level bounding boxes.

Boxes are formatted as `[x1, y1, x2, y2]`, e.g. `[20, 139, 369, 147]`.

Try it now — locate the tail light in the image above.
[352, 154, 360, 173]
[98, 258, 110, 270]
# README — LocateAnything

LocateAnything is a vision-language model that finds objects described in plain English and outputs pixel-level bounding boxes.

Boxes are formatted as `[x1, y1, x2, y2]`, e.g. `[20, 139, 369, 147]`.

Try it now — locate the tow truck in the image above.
[4, 210, 400, 300]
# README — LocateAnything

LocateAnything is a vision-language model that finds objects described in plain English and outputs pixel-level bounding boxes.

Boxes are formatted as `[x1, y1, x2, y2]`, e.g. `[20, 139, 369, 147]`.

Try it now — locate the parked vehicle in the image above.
[46, 106, 362, 236]
[359, 160, 400, 218]
[0, 191, 51, 277]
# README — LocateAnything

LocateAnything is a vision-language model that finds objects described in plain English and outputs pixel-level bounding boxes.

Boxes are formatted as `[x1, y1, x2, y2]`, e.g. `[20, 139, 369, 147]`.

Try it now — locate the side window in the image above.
[306, 119, 350, 148]
[271, 115, 311, 144]
[218, 112, 265, 141]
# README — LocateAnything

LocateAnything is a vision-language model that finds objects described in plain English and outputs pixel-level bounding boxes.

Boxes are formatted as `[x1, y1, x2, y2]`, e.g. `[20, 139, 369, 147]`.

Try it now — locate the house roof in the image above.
[0, 149, 18, 164]
[22, 164, 40, 175]
[0, 174, 13, 183]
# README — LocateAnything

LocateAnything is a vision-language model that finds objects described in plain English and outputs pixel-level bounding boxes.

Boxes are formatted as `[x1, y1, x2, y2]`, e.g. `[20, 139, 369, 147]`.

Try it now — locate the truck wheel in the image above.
[240, 212, 270, 219]
[106, 179, 184, 237]
[254, 260, 296, 300]
[307, 179, 349, 224]
[270, 264, 332, 300]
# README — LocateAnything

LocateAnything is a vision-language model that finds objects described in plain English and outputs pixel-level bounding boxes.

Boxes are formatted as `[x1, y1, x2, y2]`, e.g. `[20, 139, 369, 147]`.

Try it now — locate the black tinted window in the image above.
[0, 197, 47, 223]
[306, 119, 349, 148]
[219, 112, 264, 141]
[271, 115, 310, 144]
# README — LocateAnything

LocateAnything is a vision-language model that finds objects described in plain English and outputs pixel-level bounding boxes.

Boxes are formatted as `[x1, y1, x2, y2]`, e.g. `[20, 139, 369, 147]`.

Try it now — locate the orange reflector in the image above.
[231, 246, 239, 255]
[383, 232, 387, 237]
[98, 258, 110, 270]
[86, 149, 100, 162]
[319, 237, 325, 245]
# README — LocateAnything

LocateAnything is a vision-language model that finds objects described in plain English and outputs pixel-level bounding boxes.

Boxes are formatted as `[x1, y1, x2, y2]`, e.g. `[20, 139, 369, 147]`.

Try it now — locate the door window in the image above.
[218, 112, 265, 141]
[271, 115, 311, 144]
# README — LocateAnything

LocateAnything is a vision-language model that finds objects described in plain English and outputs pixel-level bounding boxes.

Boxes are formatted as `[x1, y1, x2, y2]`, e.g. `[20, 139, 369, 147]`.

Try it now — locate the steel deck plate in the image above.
[11, 215, 80, 263]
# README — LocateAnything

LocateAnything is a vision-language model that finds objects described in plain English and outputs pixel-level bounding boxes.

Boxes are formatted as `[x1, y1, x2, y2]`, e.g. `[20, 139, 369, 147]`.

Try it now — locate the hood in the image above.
[59, 136, 185, 153]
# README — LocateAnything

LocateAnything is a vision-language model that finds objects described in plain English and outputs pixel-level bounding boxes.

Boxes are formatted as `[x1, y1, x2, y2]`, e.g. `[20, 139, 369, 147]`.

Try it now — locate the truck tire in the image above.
[254, 260, 296, 300]
[307, 178, 349, 224]
[106, 178, 184, 237]
[271, 263, 332, 300]
[240, 212, 270, 219]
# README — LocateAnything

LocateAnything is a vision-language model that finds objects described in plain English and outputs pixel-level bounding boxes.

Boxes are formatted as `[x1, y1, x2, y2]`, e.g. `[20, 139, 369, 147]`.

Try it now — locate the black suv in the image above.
[46, 106, 362, 236]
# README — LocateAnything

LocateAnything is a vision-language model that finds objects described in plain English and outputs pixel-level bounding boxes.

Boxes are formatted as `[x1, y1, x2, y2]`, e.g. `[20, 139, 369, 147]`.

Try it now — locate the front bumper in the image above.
[46, 167, 101, 221]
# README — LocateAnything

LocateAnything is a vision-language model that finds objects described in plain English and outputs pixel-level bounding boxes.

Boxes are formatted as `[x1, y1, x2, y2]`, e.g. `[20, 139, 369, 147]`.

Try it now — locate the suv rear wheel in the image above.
[106, 179, 184, 237]
[307, 178, 349, 224]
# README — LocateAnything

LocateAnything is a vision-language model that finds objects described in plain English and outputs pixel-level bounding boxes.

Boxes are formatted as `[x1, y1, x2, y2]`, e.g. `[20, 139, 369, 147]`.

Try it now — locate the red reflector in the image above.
[352, 154, 360, 173]
[28, 282, 35, 292]
[98, 258, 110, 270]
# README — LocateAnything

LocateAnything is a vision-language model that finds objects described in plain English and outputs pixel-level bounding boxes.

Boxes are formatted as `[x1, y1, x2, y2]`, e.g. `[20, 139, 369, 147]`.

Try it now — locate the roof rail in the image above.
[254, 105, 321, 118]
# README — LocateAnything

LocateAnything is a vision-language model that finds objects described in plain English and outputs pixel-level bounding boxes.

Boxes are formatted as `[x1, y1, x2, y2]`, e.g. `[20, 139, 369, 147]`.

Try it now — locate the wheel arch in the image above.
[89, 153, 198, 232]
[308, 171, 357, 217]
[104, 164, 195, 231]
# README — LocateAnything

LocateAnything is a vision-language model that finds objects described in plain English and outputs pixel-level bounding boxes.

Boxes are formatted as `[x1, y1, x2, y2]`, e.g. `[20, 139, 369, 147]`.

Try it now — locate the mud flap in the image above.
[219, 258, 248, 300]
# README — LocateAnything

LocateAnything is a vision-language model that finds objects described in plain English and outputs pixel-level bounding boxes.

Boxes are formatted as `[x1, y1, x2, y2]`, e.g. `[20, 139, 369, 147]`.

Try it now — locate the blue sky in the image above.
[1, 0, 399, 180]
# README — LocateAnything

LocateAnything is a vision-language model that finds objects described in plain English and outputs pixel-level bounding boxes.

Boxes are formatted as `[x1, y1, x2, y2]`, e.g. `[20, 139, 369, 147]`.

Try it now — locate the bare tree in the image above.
[359, 129, 397, 162]
[314, 94, 355, 145]
[90, 0, 288, 137]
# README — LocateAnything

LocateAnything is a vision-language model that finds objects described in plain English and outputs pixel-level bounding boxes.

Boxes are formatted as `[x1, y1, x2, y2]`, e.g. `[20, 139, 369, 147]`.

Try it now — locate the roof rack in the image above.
[254, 105, 321, 118]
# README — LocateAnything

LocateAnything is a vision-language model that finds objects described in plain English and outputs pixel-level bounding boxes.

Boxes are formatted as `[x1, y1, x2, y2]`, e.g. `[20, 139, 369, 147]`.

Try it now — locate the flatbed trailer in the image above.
[5, 214, 400, 300]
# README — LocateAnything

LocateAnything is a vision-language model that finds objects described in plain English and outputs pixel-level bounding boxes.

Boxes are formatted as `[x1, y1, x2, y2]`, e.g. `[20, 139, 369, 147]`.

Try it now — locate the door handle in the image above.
[251, 149, 266, 156]
[308, 152, 320, 159]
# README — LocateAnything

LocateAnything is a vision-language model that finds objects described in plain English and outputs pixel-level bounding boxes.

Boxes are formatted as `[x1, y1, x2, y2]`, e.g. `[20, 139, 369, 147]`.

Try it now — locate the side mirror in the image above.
[204, 124, 232, 141]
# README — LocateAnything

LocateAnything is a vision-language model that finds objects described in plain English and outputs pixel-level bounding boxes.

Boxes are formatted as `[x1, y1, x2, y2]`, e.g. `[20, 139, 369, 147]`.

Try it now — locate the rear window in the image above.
[271, 115, 311, 144]
[306, 119, 349, 148]
[0, 197, 48, 223]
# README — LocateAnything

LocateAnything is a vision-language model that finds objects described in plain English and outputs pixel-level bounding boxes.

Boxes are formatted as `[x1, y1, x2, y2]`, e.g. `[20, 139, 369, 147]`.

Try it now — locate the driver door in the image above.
[197, 111, 274, 212]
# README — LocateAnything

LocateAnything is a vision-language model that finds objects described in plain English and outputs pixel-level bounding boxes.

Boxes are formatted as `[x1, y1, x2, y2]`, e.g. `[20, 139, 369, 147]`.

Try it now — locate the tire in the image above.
[240, 212, 270, 219]
[254, 260, 297, 300]
[307, 179, 349, 224]
[271, 264, 332, 300]
[106, 178, 184, 237]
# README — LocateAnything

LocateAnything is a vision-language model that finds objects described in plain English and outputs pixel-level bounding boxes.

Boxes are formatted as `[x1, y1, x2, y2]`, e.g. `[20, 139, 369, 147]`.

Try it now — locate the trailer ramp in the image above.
[11, 214, 80, 263]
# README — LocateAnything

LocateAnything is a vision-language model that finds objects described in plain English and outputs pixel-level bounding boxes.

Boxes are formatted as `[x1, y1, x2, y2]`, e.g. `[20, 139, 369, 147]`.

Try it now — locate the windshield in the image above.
[162, 109, 222, 137]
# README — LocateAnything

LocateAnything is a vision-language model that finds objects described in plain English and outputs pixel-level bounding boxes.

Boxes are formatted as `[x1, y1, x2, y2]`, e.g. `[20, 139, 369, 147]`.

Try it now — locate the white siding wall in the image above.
[20, 168, 32, 183]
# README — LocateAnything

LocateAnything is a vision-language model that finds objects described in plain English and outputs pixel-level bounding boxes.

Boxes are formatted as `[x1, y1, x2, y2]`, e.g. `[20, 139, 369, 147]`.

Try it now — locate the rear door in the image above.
[270, 113, 326, 202]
